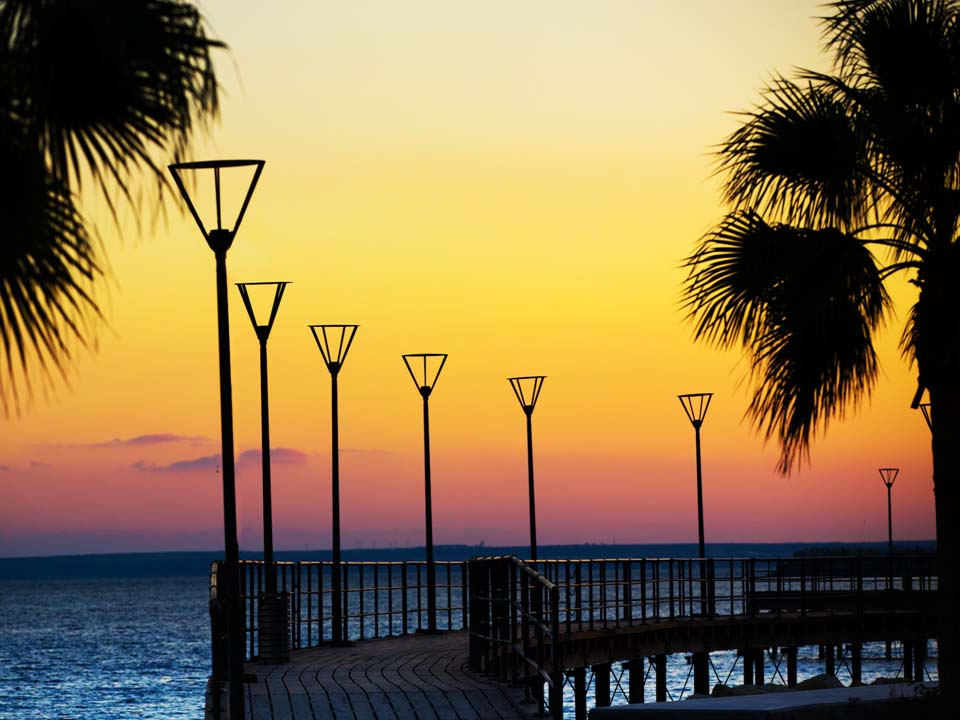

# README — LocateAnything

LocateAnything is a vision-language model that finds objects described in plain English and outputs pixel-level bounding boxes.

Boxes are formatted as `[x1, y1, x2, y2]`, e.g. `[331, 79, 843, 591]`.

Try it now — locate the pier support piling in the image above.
[753, 648, 765, 685]
[743, 649, 754, 685]
[787, 646, 798, 688]
[903, 640, 914, 681]
[628, 658, 645, 703]
[654, 654, 667, 702]
[693, 652, 710, 696]
[549, 674, 563, 718]
[594, 663, 611, 707]
[851, 642, 862, 686]
[573, 667, 587, 720]
[825, 644, 836, 676]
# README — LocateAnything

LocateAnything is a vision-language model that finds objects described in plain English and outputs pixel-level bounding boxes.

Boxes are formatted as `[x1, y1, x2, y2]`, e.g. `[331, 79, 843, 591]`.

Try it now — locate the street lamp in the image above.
[237, 283, 289, 589]
[169, 159, 265, 719]
[309, 324, 358, 646]
[678, 393, 712, 558]
[236, 281, 290, 663]
[879, 468, 899, 557]
[402, 353, 447, 633]
[508, 376, 546, 561]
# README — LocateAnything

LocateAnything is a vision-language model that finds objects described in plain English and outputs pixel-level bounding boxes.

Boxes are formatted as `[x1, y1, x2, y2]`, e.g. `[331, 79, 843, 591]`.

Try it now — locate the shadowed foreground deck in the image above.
[213, 631, 537, 719]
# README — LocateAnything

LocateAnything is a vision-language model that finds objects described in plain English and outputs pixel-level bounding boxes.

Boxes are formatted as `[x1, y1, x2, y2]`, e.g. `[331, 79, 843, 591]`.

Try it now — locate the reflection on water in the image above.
[0, 576, 209, 720]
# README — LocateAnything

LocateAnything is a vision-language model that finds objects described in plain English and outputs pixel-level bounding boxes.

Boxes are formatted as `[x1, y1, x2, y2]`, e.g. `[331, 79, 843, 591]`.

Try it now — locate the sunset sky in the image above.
[0, 0, 935, 558]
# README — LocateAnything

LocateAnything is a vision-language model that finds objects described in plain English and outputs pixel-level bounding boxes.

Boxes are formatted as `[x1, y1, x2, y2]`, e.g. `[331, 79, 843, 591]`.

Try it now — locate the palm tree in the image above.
[0, 0, 222, 414]
[683, 0, 960, 688]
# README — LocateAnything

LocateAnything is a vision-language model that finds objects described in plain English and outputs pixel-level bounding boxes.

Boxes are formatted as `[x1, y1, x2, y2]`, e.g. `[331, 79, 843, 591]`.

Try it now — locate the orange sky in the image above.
[0, 1, 935, 557]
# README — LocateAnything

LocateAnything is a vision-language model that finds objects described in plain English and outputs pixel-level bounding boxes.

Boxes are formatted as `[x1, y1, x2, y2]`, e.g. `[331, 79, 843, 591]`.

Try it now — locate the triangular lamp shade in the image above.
[169, 159, 265, 239]
[403, 353, 447, 394]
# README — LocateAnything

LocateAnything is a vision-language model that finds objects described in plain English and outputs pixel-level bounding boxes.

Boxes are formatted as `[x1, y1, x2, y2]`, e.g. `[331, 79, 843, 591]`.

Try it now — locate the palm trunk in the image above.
[928, 378, 960, 691]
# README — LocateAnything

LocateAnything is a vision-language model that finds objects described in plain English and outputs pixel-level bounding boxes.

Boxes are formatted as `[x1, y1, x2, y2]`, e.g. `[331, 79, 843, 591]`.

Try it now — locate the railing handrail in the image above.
[222, 554, 936, 668]
[527, 554, 936, 563]
[510, 555, 558, 591]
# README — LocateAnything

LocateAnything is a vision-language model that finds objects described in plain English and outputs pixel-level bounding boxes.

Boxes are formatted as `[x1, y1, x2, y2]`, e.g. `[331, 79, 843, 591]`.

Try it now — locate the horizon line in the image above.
[0, 538, 937, 562]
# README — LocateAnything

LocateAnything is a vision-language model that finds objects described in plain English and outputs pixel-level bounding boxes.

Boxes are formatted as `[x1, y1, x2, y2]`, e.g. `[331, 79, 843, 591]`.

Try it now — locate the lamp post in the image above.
[678, 391, 713, 692]
[678, 393, 713, 558]
[169, 159, 265, 719]
[237, 282, 289, 594]
[879, 468, 899, 557]
[310, 324, 358, 645]
[879, 465, 900, 660]
[508, 376, 546, 561]
[402, 353, 447, 633]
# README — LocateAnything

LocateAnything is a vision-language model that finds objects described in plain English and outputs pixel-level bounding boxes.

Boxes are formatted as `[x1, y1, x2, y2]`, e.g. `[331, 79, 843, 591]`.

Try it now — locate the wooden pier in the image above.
[205, 554, 937, 719]
[208, 631, 534, 719]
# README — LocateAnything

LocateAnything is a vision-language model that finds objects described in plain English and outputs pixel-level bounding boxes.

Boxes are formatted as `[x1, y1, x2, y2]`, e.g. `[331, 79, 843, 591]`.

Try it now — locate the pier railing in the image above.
[234, 559, 467, 660]
[523, 555, 937, 631]
[209, 554, 936, 675]
[469, 556, 564, 717]
[466, 555, 937, 718]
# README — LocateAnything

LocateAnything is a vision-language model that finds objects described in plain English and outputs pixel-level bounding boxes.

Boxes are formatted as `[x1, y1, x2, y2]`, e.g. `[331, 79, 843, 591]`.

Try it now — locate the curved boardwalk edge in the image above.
[206, 631, 539, 719]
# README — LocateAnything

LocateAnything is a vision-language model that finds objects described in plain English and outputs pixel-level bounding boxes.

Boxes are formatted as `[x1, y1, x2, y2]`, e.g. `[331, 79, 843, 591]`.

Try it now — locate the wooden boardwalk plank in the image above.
[225, 632, 534, 720]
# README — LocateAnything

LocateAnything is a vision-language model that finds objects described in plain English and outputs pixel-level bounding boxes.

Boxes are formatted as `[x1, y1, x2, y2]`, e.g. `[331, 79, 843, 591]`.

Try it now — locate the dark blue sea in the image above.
[0, 542, 938, 719]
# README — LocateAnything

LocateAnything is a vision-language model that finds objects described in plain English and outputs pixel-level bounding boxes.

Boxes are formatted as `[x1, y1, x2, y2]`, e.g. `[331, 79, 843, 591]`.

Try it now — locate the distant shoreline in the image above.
[0, 540, 936, 581]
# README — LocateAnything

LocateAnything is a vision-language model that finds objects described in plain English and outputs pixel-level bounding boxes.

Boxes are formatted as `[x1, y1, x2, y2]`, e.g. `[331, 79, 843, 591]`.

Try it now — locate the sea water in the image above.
[0, 576, 209, 720]
[0, 545, 938, 719]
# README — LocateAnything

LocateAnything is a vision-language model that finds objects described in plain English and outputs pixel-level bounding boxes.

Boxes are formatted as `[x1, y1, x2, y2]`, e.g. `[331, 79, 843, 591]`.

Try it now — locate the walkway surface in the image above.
[234, 631, 537, 719]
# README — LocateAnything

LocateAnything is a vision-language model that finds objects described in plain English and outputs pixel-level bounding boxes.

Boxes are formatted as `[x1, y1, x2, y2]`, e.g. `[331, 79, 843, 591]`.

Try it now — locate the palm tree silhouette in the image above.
[0, 0, 222, 414]
[683, 0, 960, 687]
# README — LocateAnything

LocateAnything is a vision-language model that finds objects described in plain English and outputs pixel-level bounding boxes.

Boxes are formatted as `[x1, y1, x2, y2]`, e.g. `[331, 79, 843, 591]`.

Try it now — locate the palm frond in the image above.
[0, 122, 101, 416]
[1, 0, 223, 212]
[824, 0, 958, 105]
[719, 76, 870, 230]
[821, 0, 960, 250]
[683, 211, 888, 472]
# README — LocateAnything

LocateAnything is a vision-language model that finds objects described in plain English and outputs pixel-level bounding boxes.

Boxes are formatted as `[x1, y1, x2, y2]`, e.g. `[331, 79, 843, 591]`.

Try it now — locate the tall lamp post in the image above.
[879, 467, 899, 557]
[310, 324, 358, 645]
[402, 353, 447, 633]
[678, 393, 713, 558]
[170, 159, 265, 720]
[679, 391, 713, 694]
[879, 465, 900, 660]
[508, 376, 546, 561]
[237, 282, 290, 663]
[237, 283, 289, 591]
